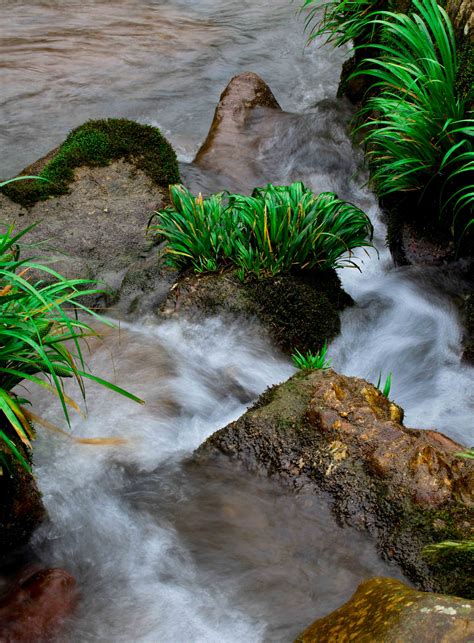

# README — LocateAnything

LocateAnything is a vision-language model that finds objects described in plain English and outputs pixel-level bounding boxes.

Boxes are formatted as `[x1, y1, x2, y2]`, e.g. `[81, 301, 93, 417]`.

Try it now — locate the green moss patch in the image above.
[162, 267, 352, 355]
[2, 119, 180, 207]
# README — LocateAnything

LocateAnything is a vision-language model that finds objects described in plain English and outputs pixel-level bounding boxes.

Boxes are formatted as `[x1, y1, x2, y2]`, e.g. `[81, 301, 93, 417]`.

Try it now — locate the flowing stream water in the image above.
[1, 0, 473, 640]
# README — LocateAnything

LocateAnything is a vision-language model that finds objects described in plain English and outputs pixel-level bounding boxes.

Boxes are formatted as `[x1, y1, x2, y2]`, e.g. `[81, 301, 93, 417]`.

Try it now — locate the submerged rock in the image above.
[0, 568, 77, 640]
[296, 577, 474, 642]
[193, 71, 281, 186]
[197, 369, 474, 597]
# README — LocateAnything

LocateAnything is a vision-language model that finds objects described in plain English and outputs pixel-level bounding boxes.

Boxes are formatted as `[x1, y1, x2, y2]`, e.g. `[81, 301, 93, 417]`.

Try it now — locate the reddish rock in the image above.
[0, 568, 77, 641]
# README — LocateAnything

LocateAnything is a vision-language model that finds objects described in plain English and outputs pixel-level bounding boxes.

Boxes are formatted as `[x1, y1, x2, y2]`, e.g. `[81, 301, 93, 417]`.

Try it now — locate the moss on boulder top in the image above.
[1, 119, 180, 207]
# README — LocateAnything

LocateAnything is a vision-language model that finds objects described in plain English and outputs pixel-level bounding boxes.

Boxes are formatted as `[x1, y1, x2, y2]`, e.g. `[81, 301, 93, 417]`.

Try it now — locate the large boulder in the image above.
[197, 369, 474, 597]
[296, 577, 474, 642]
[0, 119, 179, 302]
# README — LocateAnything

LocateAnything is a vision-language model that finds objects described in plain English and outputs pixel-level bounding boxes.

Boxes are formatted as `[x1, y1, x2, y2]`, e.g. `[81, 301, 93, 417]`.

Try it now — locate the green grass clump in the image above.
[424, 539, 474, 556]
[353, 0, 473, 239]
[301, 0, 473, 243]
[301, 0, 377, 47]
[150, 181, 373, 278]
[0, 224, 143, 471]
[291, 342, 332, 369]
[1, 119, 180, 207]
[376, 371, 392, 397]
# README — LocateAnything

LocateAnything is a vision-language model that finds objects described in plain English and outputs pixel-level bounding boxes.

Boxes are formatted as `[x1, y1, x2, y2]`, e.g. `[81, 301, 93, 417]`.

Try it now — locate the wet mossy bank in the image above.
[0, 426, 45, 564]
[196, 369, 474, 599]
[157, 267, 352, 355]
[337, 0, 473, 262]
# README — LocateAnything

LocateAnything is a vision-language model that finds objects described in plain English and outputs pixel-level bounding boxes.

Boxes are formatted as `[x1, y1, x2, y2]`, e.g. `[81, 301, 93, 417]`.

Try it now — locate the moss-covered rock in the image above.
[1, 119, 180, 208]
[0, 158, 173, 303]
[196, 369, 474, 597]
[296, 577, 474, 642]
[158, 267, 352, 354]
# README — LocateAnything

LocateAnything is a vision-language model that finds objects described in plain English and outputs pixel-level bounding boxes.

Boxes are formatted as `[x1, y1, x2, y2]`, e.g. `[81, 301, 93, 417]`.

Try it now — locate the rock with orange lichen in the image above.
[196, 370, 474, 597]
[296, 577, 474, 643]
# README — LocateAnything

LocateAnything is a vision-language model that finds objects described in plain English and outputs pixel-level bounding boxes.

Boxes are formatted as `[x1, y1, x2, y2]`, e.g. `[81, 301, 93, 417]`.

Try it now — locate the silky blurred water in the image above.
[28, 318, 404, 641]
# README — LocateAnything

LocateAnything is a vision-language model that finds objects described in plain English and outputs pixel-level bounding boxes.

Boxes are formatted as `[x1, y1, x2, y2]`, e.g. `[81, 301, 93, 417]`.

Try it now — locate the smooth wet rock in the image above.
[296, 577, 474, 642]
[193, 72, 281, 183]
[197, 369, 474, 596]
[0, 568, 77, 641]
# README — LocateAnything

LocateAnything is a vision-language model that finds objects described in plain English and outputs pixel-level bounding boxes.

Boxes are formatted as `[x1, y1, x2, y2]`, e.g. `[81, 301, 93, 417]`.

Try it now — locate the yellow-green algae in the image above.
[296, 577, 474, 642]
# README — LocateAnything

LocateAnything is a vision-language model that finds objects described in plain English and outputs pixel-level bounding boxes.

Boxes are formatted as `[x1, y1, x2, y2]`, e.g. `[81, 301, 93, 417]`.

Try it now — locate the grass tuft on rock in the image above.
[1, 119, 180, 207]
[150, 181, 373, 279]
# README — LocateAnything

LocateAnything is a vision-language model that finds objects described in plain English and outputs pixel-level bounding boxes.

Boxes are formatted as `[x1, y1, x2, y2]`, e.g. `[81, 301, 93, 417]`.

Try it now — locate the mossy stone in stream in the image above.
[247, 269, 352, 354]
[197, 369, 474, 597]
[296, 577, 474, 642]
[159, 267, 352, 355]
[1, 119, 180, 207]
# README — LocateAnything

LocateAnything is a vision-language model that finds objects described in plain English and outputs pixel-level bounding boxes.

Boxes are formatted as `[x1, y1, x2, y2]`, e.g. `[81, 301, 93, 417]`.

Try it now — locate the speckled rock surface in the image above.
[197, 370, 474, 596]
[296, 577, 474, 642]
[0, 160, 167, 302]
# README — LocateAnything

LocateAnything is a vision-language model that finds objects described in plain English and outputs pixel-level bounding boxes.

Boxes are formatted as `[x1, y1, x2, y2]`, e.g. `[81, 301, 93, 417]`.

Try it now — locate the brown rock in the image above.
[193, 72, 281, 182]
[0, 568, 77, 641]
[197, 370, 474, 595]
[446, 0, 473, 41]
[296, 577, 474, 643]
